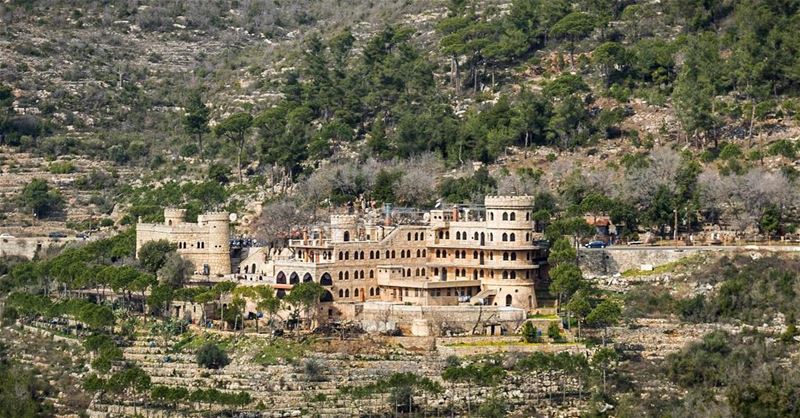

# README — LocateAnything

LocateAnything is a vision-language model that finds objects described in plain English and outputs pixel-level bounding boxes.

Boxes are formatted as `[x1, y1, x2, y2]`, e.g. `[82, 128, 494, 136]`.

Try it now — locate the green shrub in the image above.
[196, 342, 230, 369]
[48, 161, 75, 174]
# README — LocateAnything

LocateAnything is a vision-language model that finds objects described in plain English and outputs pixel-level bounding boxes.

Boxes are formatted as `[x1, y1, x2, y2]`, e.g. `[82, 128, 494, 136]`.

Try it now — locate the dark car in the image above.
[48, 231, 67, 238]
[584, 240, 607, 249]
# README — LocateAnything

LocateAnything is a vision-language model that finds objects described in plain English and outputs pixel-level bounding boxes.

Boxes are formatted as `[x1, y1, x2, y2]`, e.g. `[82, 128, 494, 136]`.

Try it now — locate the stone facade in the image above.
[136, 209, 231, 276]
[268, 195, 549, 312]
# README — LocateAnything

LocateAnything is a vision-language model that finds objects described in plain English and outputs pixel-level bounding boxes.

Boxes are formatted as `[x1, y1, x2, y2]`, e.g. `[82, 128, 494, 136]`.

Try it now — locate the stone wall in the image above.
[578, 248, 708, 277]
[358, 302, 526, 336]
[0, 237, 67, 259]
[579, 246, 800, 277]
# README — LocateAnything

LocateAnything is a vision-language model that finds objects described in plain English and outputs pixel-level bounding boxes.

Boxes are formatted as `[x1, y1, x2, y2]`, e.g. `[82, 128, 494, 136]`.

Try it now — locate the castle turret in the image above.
[164, 208, 187, 226]
[199, 212, 231, 275]
[331, 214, 358, 242]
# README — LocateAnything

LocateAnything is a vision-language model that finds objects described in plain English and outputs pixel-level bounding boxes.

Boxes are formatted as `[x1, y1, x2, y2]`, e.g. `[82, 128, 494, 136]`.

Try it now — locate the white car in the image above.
[0, 233, 14, 239]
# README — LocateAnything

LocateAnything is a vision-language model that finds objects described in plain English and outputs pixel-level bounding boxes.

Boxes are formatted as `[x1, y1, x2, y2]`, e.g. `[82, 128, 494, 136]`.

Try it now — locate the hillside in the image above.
[1, 0, 799, 241]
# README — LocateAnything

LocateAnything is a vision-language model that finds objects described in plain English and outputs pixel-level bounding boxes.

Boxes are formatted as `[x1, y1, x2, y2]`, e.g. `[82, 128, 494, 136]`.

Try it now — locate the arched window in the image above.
[456, 231, 461, 240]
[436, 249, 441, 258]
[375, 251, 380, 259]
[434, 268, 439, 276]
[354, 288, 359, 297]
[415, 268, 420, 276]
[369, 251, 374, 259]
[386, 250, 390, 259]
[505, 294, 512, 306]
[503, 271, 509, 279]
[343, 231, 350, 242]
[526, 233, 530, 242]
[376, 288, 380, 295]
[502, 212, 508, 221]
[473, 251, 478, 259]
[511, 271, 517, 279]
[391, 250, 396, 258]
[339, 272, 343, 280]
[422, 249, 426, 257]
[369, 270, 374, 278]
[503, 252, 509, 260]
[345, 289, 350, 297]
[510, 233, 516, 242]
[369, 288, 375, 296]
[339, 289, 344, 297]
[511, 252, 517, 261]
[473, 270, 478, 280]
[490, 233, 493, 241]
[345, 252, 350, 260]
[445, 231, 450, 239]
[354, 251, 359, 260]
[361, 270, 365, 279]
[474, 232, 479, 240]
[360, 251, 365, 259]
[526, 212, 530, 221]
[502, 233, 508, 241]
[344, 271, 349, 280]
[421, 268, 426, 276]
[407, 232, 412, 240]
[490, 212, 494, 221]
[407, 268, 412, 277]
[416, 249, 421, 257]
[510, 212, 516, 221]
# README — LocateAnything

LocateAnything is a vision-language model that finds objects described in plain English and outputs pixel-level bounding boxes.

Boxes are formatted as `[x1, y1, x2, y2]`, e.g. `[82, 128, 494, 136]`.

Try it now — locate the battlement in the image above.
[484, 195, 535, 209]
[330, 214, 358, 225]
[198, 212, 230, 223]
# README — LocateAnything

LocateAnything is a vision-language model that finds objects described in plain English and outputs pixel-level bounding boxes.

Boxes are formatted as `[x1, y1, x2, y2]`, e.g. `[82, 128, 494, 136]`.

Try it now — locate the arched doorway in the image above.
[303, 273, 313, 282]
[505, 294, 512, 306]
[289, 272, 300, 284]
[320, 273, 333, 286]
[276, 272, 287, 284]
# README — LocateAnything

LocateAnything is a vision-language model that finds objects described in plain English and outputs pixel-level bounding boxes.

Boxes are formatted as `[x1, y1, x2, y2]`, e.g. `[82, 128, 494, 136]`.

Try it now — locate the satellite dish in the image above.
[229, 213, 238, 222]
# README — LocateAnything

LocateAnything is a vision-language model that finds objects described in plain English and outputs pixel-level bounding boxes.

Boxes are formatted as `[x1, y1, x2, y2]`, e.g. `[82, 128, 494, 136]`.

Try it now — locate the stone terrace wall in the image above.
[359, 302, 526, 336]
[578, 248, 708, 277]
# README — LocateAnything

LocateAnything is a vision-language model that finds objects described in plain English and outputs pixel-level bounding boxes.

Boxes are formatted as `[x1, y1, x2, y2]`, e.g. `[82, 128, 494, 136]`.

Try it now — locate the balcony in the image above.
[289, 238, 332, 248]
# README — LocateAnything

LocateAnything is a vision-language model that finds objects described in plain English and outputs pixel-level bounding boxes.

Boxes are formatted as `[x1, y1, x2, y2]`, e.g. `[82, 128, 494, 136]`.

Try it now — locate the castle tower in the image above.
[164, 208, 187, 226]
[198, 212, 232, 275]
[482, 196, 539, 310]
[330, 214, 359, 242]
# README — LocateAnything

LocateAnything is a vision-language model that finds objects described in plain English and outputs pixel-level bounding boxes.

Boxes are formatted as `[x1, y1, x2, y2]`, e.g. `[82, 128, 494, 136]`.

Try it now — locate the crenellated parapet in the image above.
[484, 195, 535, 209]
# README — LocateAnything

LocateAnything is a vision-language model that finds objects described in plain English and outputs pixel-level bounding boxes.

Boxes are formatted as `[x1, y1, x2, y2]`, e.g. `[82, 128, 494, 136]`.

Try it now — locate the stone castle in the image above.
[136, 196, 551, 331]
[135, 209, 231, 276]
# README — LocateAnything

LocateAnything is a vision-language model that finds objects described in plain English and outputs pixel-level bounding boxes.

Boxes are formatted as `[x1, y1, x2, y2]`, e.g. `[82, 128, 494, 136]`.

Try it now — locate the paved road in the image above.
[581, 245, 800, 252]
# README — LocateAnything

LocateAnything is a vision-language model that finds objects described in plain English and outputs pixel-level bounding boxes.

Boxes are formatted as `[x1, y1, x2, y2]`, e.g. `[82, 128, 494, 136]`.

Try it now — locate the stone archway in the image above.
[289, 272, 300, 284]
[320, 273, 333, 286]
[303, 273, 313, 282]
[276, 272, 287, 284]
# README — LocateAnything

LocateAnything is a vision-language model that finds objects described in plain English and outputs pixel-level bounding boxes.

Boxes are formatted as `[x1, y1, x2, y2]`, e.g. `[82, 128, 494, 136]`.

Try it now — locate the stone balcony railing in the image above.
[288, 238, 332, 247]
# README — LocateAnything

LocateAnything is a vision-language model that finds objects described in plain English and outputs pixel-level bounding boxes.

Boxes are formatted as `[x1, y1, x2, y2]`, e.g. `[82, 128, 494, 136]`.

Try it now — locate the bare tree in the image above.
[253, 198, 310, 247]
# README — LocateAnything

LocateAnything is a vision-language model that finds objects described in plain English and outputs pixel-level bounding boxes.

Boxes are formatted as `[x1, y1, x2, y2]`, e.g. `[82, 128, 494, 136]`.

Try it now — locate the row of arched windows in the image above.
[407, 232, 425, 241]
[177, 241, 204, 249]
[338, 287, 381, 298]
[488, 211, 532, 221]
[337, 249, 427, 261]
[338, 270, 377, 280]
[400, 268, 426, 277]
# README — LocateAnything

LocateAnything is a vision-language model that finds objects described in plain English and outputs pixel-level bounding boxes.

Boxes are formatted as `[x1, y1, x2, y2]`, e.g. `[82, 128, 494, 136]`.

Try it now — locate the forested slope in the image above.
[1, 0, 800, 238]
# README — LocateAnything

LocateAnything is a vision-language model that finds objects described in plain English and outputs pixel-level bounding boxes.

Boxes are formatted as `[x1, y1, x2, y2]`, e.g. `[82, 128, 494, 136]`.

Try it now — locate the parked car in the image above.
[627, 240, 643, 246]
[48, 231, 67, 238]
[75, 232, 88, 239]
[584, 240, 607, 249]
[0, 233, 14, 239]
